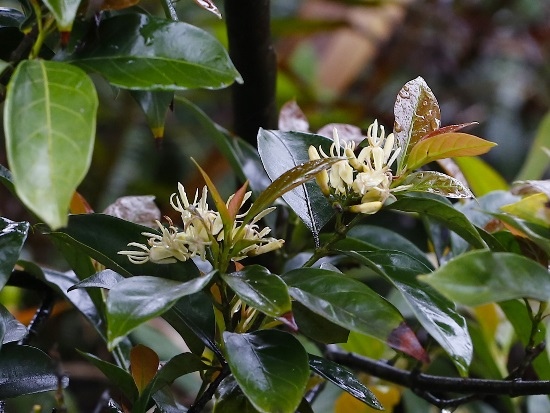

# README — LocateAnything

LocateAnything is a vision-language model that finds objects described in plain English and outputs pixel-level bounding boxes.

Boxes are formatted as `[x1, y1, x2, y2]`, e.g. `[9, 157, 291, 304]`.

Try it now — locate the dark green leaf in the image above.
[68, 269, 124, 291]
[222, 265, 291, 317]
[80, 351, 138, 402]
[162, 292, 218, 358]
[0, 344, 68, 399]
[420, 250, 550, 305]
[49, 213, 200, 281]
[293, 302, 349, 344]
[131, 91, 173, 139]
[451, 191, 520, 256]
[0, 165, 14, 194]
[214, 376, 262, 413]
[283, 268, 427, 361]
[388, 193, 486, 249]
[344, 249, 472, 375]
[4, 60, 98, 229]
[107, 272, 215, 348]
[65, 14, 241, 90]
[393, 76, 441, 172]
[257, 129, 334, 239]
[223, 330, 309, 413]
[308, 354, 381, 409]
[0, 217, 28, 290]
[233, 135, 272, 196]
[400, 171, 473, 198]
[134, 352, 209, 413]
[0, 8, 24, 27]
[19, 261, 104, 338]
[0, 305, 27, 345]
[345, 225, 433, 269]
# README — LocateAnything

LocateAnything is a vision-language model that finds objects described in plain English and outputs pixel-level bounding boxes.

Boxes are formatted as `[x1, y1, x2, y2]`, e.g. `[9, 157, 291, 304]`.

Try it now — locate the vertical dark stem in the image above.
[224, 0, 277, 146]
[19, 289, 55, 345]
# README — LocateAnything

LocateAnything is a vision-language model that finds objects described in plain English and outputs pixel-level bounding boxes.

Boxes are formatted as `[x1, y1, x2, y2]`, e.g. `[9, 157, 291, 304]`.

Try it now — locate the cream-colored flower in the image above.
[120, 184, 284, 266]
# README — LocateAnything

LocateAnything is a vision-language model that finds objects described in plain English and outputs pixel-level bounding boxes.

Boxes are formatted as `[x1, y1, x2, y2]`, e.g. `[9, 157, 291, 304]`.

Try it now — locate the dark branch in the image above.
[224, 0, 277, 145]
[327, 348, 550, 397]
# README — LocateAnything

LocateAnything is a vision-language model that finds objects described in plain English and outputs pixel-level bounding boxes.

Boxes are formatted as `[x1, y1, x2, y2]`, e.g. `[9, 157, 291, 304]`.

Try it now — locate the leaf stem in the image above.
[160, 0, 179, 21]
[302, 213, 363, 267]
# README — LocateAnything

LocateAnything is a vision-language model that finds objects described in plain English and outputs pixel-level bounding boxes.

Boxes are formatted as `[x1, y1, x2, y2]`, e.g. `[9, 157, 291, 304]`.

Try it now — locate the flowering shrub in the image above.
[2, 2, 550, 413]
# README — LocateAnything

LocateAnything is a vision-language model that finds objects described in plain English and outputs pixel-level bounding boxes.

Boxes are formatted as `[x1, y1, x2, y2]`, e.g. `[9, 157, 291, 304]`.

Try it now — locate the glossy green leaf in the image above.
[451, 191, 519, 256]
[400, 171, 473, 198]
[222, 265, 291, 317]
[233, 135, 272, 196]
[493, 213, 550, 255]
[4, 60, 98, 229]
[516, 110, 550, 180]
[388, 193, 486, 249]
[344, 248, 472, 375]
[0, 217, 28, 290]
[49, 213, 200, 280]
[42, 0, 80, 31]
[393, 76, 441, 172]
[214, 376, 262, 413]
[162, 292, 218, 357]
[283, 268, 427, 361]
[0, 165, 14, 194]
[293, 302, 349, 344]
[407, 133, 496, 171]
[134, 352, 210, 413]
[0, 344, 68, 399]
[308, 355, 381, 409]
[68, 269, 124, 291]
[131, 91, 173, 139]
[346, 225, 433, 269]
[419, 250, 550, 305]
[18, 261, 105, 339]
[454, 156, 508, 196]
[223, 330, 309, 413]
[107, 272, 215, 348]
[65, 13, 241, 90]
[0, 305, 26, 345]
[257, 129, 334, 239]
[0, 8, 24, 27]
[80, 351, 138, 402]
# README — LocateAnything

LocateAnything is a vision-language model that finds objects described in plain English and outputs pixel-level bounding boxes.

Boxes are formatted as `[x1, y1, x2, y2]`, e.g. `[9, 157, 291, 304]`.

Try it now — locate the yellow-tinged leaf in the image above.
[130, 344, 159, 394]
[407, 133, 497, 171]
[501, 193, 550, 227]
[335, 384, 401, 413]
[474, 303, 501, 341]
[454, 156, 508, 196]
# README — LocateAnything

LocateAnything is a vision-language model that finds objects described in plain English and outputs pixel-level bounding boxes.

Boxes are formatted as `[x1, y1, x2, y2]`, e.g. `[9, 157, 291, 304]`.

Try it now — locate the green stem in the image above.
[302, 213, 363, 267]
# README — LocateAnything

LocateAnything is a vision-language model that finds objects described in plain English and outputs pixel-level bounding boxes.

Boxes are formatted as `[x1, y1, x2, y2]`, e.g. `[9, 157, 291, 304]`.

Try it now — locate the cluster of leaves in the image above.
[2, 1, 550, 413]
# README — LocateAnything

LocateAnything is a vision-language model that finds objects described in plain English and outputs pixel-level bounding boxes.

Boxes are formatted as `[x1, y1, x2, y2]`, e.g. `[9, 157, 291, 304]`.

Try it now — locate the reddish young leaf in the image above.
[420, 122, 478, 141]
[407, 132, 497, 171]
[70, 192, 94, 214]
[130, 344, 160, 394]
[228, 180, 249, 222]
[387, 323, 430, 363]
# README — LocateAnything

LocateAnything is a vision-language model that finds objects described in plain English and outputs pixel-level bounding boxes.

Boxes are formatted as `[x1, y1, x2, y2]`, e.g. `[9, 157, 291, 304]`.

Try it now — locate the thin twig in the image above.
[327, 348, 550, 397]
[19, 289, 56, 345]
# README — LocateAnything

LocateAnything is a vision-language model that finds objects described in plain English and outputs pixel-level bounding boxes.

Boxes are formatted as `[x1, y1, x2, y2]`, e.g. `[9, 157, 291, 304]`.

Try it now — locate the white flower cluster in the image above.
[119, 184, 284, 265]
[308, 120, 406, 214]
